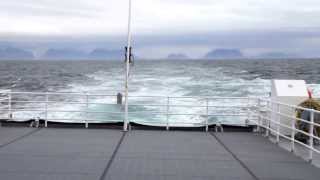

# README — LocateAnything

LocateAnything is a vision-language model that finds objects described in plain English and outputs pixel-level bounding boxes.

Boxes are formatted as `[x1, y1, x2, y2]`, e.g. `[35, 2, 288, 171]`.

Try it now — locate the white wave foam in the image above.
[7, 66, 287, 126]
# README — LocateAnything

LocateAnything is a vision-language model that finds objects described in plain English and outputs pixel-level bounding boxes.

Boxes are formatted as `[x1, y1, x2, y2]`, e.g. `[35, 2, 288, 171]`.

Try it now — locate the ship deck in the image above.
[0, 127, 320, 180]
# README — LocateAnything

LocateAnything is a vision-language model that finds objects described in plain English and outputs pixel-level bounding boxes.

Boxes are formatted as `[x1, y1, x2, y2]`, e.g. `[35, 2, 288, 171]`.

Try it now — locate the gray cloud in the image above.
[1, 0, 320, 58]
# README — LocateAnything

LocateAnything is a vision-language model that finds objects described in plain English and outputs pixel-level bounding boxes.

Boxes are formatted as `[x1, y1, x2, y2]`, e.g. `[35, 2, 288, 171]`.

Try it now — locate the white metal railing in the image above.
[0, 91, 260, 130]
[250, 98, 320, 163]
[1, 90, 320, 162]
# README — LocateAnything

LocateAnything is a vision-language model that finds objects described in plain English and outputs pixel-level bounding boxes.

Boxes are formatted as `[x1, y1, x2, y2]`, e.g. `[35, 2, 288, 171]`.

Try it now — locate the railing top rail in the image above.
[5, 90, 320, 115]
[259, 97, 320, 114]
[8, 91, 119, 96]
[4, 91, 267, 100]
[129, 95, 258, 99]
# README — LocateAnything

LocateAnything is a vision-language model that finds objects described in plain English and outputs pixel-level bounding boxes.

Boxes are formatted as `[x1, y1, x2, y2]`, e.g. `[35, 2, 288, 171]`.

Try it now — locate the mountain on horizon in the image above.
[43, 49, 87, 60]
[41, 48, 124, 60]
[204, 49, 243, 59]
[89, 49, 123, 60]
[0, 47, 34, 60]
[257, 52, 298, 59]
[167, 53, 189, 59]
[0, 44, 307, 60]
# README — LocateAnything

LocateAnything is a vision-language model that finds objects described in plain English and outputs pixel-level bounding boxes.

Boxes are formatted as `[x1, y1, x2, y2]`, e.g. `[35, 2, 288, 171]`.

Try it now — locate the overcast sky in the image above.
[0, 0, 320, 58]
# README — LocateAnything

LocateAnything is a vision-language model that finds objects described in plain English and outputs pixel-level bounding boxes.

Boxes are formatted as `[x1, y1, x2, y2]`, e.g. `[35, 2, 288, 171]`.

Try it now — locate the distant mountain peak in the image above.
[0, 47, 34, 60]
[167, 53, 189, 59]
[43, 48, 87, 60]
[258, 52, 297, 59]
[89, 48, 123, 60]
[205, 49, 243, 59]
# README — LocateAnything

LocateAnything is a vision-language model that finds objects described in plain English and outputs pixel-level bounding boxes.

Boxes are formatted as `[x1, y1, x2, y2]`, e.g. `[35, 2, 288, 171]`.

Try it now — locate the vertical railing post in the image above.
[276, 103, 280, 144]
[257, 98, 261, 132]
[246, 97, 250, 126]
[166, 97, 170, 131]
[45, 92, 48, 128]
[8, 90, 12, 120]
[266, 101, 270, 137]
[85, 93, 89, 129]
[308, 110, 314, 162]
[205, 98, 209, 132]
[291, 107, 296, 152]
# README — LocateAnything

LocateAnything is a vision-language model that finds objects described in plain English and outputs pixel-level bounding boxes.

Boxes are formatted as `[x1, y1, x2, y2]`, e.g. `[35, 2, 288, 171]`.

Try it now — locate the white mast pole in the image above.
[124, 0, 132, 131]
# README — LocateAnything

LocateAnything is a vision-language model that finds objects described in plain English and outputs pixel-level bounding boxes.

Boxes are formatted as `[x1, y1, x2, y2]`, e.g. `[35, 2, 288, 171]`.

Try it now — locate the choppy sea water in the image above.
[0, 59, 320, 126]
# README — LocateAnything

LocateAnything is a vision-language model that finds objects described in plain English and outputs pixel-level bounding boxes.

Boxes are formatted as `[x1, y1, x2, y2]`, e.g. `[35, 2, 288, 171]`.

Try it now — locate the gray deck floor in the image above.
[0, 127, 319, 180]
[269, 136, 320, 168]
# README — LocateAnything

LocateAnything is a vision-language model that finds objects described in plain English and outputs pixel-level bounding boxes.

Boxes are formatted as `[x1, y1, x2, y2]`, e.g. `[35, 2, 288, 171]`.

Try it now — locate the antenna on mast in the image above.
[124, 0, 133, 131]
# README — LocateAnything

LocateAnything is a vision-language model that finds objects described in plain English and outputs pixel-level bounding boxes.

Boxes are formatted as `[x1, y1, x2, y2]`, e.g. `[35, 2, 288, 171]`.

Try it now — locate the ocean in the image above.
[1, 59, 320, 126]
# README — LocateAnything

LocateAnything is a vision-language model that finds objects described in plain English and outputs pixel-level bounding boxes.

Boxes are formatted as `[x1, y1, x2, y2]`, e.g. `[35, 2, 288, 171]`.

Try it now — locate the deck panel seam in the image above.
[0, 128, 42, 149]
[210, 132, 260, 180]
[99, 131, 126, 180]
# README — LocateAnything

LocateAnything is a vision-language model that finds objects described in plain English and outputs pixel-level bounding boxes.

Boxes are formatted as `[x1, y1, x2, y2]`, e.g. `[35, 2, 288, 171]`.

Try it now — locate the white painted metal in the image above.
[253, 98, 320, 163]
[246, 97, 250, 126]
[205, 98, 209, 132]
[271, 80, 309, 136]
[2, 88, 320, 165]
[257, 98, 261, 132]
[45, 92, 48, 127]
[8, 90, 12, 119]
[0, 91, 258, 127]
[266, 101, 270, 137]
[291, 107, 296, 152]
[276, 104, 280, 143]
[124, 0, 132, 131]
[85, 93, 89, 129]
[1, 90, 320, 163]
[309, 111, 314, 162]
[166, 97, 170, 131]
[273, 80, 308, 97]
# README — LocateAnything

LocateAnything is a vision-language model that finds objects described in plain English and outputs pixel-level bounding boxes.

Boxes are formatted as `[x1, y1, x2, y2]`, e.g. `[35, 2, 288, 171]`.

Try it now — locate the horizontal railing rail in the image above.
[1, 90, 320, 163]
[0, 91, 260, 130]
[250, 97, 320, 163]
